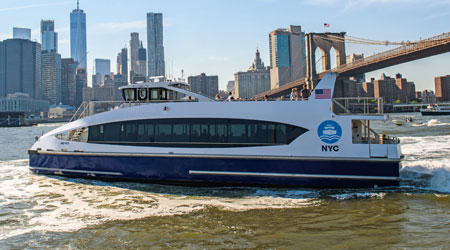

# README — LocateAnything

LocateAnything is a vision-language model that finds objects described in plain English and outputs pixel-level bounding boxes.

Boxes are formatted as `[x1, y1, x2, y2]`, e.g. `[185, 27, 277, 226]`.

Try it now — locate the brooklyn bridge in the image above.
[254, 32, 450, 99]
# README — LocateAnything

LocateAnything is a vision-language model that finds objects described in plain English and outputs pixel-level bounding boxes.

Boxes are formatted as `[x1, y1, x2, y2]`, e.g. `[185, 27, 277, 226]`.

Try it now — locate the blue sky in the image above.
[0, 0, 449, 90]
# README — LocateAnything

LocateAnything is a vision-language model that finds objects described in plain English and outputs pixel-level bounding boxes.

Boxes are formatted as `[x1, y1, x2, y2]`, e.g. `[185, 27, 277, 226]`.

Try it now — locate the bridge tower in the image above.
[305, 32, 346, 89]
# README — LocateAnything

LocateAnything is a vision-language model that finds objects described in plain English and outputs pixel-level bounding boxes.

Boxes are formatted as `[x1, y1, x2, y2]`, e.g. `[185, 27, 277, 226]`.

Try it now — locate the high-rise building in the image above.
[422, 90, 436, 103]
[83, 76, 127, 102]
[374, 74, 397, 103]
[130, 32, 140, 74]
[75, 68, 87, 106]
[227, 81, 235, 93]
[136, 41, 147, 77]
[188, 73, 218, 98]
[234, 49, 271, 99]
[147, 12, 165, 77]
[117, 48, 128, 82]
[61, 58, 76, 106]
[92, 59, 111, 86]
[13, 27, 31, 40]
[372, 73, 416, 103]
[362, 79, 375, 97]
[41, 52, 62, 104]
[70, 0, 87, 68]
[41, 20, 58, 52]
[394, 73, 415, 103]
[269, 25, 306, 89]
[0, 39, 42, 99]
[434, 75, 450, 102]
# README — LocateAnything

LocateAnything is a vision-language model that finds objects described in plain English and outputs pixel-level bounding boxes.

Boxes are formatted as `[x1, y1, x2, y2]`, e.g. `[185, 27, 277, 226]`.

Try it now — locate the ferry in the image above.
[420, 104, 450, 116]
[28, 74, 402, 188]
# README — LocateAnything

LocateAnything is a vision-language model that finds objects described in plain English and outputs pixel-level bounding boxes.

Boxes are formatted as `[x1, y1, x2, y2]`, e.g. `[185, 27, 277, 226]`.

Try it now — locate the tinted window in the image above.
[87, 118, 307, 148]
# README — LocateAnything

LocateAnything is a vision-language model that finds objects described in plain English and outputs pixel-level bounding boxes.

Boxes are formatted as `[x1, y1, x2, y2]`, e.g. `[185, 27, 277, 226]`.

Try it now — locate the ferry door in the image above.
[369, 143, 388, 158]
[354, 120, 387, 158]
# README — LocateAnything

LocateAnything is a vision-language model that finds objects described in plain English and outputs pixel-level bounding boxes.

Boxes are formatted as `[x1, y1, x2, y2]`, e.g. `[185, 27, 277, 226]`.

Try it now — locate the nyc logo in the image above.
[317, 120, 342, 144]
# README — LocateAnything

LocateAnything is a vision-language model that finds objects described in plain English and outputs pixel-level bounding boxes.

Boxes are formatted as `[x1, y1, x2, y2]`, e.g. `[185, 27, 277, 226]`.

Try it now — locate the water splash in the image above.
[0, 160, 316, 241]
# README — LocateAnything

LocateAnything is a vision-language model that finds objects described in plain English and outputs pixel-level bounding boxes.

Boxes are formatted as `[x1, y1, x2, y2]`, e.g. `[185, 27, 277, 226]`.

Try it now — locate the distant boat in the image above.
[392, 120, 405, 126]
[420, 104, 450, 116]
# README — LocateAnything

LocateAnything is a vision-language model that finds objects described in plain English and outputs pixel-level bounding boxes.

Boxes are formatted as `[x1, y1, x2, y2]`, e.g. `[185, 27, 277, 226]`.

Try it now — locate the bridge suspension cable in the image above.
[324, 34, 420, 46]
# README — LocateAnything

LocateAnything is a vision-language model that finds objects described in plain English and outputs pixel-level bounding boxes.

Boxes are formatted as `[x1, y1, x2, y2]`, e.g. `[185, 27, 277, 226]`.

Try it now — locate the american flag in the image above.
[315, 89, 332, 99]
[324, 23, 330, 28]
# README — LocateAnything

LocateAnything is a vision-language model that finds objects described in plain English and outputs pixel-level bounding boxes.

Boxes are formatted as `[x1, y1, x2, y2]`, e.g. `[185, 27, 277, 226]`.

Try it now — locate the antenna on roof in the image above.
[77, 0, 79, 10]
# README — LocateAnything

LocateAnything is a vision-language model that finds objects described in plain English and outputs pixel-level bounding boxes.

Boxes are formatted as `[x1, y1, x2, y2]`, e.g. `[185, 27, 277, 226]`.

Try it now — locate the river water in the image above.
[0, 115, 449, 249]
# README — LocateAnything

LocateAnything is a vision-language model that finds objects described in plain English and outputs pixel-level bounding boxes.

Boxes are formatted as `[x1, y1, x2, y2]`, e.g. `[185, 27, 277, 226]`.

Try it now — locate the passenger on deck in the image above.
[301, 88, 310, 100]
[264, 95, 269, 101]
[215, 94, 221, 100]
[227, 92, 234, 101]
[290, 88, 298, 101]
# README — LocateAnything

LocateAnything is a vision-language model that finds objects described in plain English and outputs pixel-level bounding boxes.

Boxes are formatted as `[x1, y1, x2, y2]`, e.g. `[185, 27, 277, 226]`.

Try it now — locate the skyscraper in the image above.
[130, 32, 140, 74]
[93, 59, 110, 86]
[136, 41, 147, 77]
[0, 39, 42, 99]
[435, 75, 450, 102]
[188, 73, 218, 98]
[234, 49, 270, 99]
[70, 0, 87, 68]
[41, 20, 58, 53]
[61, 58, 76, 106]
[147, 13, 165, 77]
[269, 25, 306, 89]
[117, 48, 128, 82]
[41, 52, 62, 104]
[75, 68, 87, 106]
[13, 28, 31, 40]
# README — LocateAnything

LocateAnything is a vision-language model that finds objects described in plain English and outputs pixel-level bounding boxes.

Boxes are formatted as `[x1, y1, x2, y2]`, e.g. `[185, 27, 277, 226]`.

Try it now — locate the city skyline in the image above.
[0, 0, 449, 90]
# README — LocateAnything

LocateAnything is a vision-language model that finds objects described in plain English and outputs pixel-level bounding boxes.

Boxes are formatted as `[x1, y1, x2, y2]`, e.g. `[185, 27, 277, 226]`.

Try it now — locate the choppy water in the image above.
[0, 116, 449, 249]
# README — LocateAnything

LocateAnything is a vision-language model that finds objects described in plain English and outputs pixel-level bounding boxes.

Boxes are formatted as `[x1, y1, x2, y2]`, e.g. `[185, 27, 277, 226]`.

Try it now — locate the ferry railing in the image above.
[69, 100, 203, 122]
[69, 102, 89, 122]
[332, 97, 384, 114]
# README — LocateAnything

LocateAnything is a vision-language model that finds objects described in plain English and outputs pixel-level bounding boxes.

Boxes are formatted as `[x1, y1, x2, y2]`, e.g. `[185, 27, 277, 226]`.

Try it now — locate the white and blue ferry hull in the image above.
[28, 74, 402, 188]
[29, 151, 400, 188]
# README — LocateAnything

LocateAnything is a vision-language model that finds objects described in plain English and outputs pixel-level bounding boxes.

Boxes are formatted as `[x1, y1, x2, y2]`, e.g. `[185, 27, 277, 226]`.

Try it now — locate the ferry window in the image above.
[138, 89, 148, 101]
[173, 123, 189, 142]
[88, 125, 103, 141]
[137, 124, 146, 142]
[276, 125, 287, 144]
[121, 123, 137, 142]
[229, 123, 247, 143]
[200, 124, 209, 141]
[123, 89, 136, 101]
[190, 124, 202, 142]
[209, 124, 217, 138]
[137, 124, 154, 142]
[87, 118, 308, 147]
[248, 123, 270, 144]
[151, 89, 159, 100]
[151, 89, 164, 100]
[286, 125, 306, 144]
[155, 123, 172, 142]
[104, 123, 120, 142]
[162, 90, 167, 100]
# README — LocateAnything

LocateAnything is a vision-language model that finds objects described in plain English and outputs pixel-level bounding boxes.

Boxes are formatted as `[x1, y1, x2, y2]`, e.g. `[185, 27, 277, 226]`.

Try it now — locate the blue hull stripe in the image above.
[29, 152, 400, 188]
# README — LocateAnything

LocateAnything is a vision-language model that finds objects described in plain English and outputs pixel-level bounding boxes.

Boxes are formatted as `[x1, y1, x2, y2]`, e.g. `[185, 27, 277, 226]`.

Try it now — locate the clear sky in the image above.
[0, 0, 449, 91]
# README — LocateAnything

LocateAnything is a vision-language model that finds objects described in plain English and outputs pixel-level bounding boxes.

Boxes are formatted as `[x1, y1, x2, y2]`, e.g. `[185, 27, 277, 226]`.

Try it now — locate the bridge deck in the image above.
[258, 32, 450, 98]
